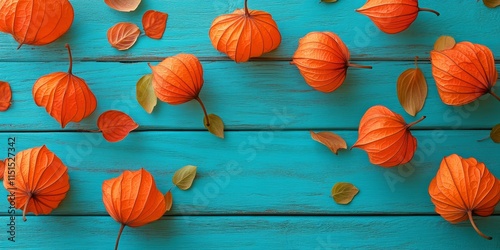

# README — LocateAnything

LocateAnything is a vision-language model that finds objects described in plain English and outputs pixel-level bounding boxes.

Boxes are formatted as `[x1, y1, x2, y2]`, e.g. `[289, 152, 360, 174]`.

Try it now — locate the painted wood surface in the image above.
[0, 0, 499, 249]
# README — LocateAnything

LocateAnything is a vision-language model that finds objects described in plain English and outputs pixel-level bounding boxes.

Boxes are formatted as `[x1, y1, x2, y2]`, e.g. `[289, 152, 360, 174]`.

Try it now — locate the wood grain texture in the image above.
[1, 61, 499, 131]
[0, 131, 498, 215]
[0, 0, 497, 62]
[3, 216, 500, 249]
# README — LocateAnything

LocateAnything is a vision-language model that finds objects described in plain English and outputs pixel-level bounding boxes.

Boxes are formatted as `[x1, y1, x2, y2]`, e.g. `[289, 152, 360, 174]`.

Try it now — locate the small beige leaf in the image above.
[172, 165, 197, 190]
[331, 182, 359, 205]
[490, 124, 500, 143]
[310, 131, 347, 155]
[165, 190, 173, 211]
[136, 74, 157, 114]
[483, 0, 500, 8]
[397, 59, 427, 116]
[434, 36, 456, 51]
[204, 114, 224, 139]
[107, 22, 141, 51]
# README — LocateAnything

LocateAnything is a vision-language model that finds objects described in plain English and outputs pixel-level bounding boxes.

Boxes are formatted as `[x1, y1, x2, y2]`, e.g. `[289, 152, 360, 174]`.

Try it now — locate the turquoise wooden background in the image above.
[1, 0, 499, 249]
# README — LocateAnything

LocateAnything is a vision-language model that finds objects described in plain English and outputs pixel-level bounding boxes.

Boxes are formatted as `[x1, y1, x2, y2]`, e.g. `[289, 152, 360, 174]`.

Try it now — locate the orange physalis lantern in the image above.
[352, 105, 425, 167]
[356, 0, 439, 34]
[292, 32, 372, 93]
[209, 0, 281, 63]
[429, 154, 500, 240]
[431, 38, 499, 106]
[0, 0, 74, 48]
[3, 145, 70, 221]
[33, 44, 97, 128]
[102, 168, 167, 250]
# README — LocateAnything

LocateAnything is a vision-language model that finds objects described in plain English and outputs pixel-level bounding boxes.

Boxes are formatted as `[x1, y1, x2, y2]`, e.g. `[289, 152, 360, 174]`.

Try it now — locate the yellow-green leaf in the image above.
[136, 74, 157, 114]
[490, 124, 500, 143]
[165, 190, 173, 211]
[397, 58, 427, 116]
[204, 114, 224, 139]
[434, 36, 456, 51]
[172, 165, 197, 190]
[331, 182, 359, 205]
[484, 0, 500, 8]
[310, 131, 347, 155]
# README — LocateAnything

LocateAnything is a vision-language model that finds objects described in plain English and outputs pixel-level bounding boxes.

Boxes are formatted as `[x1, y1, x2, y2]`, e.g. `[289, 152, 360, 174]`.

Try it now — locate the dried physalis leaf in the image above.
[165, 190, 173, 211]
[0, 0, 74, 48]
[0, 81, 12, 111]
[331, 182, 359, 205]
[102, 168, 167, 250]
[429, 154, 500, 240]
[3, 146, 70, 221]
[107, 22, 141, 51]
[292, 32, 371, 93]
[209, 0, 281, 63]
[431, 37, 499, 105]
[149, 54, 225, 138]
[142, 10, 168, 39]
[356, 0, 439, 34]
[352, 105, 425, 167]
[204, 114, 224, 139]
[97, 110, 138, 143]
[33, 44, 97, 128]
[172, 165, 197, 190]
[136, 74, 157, 114]
[434, 35, 456, 51]
[397, 57, 427, 116]
[310, 131, 347, 155]
[483, 0, 500, 8]
[104, 0, 141, 12]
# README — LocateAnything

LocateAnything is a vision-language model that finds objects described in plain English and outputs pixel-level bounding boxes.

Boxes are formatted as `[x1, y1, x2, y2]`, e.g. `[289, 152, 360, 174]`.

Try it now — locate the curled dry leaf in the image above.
[331, 183, 359, 205]
[33, 44, 97, 128]
[0, 0, 74, 48]
[102, 168, 167, 250]
[165, 190, 173, 211]
[3, 145, 70, 221]
[172, 165, 197, 190]
[107, 22, 141, 51]
[104, 0, 141, 12]
[209, 0, 281, 63]
[136, 74, 157, 114]
[292, 32, 372, 93]
[204, 114, 225, 139]
[352, 105, 425, 167]
[356, 0, 440, 34]
[483, 0, 500, 8]
[430, 37, 499, 105]
[310, 131, 347, 155]
[149, 54, 225, 138]
[397, 57, 427, 116]
[429, 154, 500, 240]
[0, 81, 12, 111]
[97, 110, 139, 143]
[142, 10, 168, 39]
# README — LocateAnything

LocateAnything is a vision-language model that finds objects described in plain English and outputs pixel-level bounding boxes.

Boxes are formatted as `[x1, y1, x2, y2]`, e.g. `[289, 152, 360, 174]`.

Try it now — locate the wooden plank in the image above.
[1, 61, 499, 131]
[3, 215, 500, 249]
[0, 130, 498, 215]
[0, 0, 497, 61]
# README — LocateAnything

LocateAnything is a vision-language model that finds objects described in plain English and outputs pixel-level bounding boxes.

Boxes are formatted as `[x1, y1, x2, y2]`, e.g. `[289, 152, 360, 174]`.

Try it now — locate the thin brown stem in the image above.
[467, 211, 492, 240]
[489, 90, 500, 101]
[414, 56, 419, 68]
[115, 224, 126, 250]
[406, 116, 426, 129]
[195, 97, 210, 127]
[244, 0, 250, 16]
[477, 135, 490, 142]
[347, 63, 372, 69]
[418, 8, 440, 16]
[65, 44, 73, 74]
[23, 194, 32, 222]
